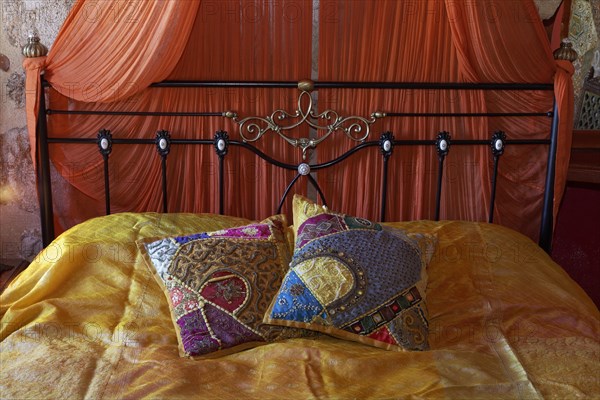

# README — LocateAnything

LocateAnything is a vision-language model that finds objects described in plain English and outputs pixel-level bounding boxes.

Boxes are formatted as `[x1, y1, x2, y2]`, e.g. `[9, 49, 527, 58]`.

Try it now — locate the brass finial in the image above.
[298, 79, 314, 92]
[22, 33, 48, 58]
[553, 39, 578, 62]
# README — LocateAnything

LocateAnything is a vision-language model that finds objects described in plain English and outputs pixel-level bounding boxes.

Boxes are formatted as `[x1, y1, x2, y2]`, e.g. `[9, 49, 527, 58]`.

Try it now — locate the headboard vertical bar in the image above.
[488, 131, 506, 223]
[488, 156, 500, 223]
[218, 156, 224, 214]
[434, 159, 444, 221]
[434, 132, 451, 221]
[161, 156, 168, 213]
[103, 155, 111, 215]
[539, 101, 559, 253]
[380, 157, 389, 222]
[155, 130, 171, 213]
[214, 131, 229, 215]
[379, 132, 394, 222]
[97, 130, 113, 215]
[37, 78, 55, 247]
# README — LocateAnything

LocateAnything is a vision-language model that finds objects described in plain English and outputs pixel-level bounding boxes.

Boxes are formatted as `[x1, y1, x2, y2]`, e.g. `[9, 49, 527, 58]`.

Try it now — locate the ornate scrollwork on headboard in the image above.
[223, 80, 386, 159]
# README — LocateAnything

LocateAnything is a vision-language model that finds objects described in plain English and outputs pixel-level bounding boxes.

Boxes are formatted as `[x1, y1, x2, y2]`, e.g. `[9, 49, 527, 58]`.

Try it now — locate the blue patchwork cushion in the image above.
[264, 195, 432, 351]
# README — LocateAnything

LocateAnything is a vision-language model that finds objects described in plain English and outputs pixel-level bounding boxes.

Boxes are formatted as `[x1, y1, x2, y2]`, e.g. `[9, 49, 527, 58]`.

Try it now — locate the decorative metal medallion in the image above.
[297, 163, 311, 176]
[97, 129, 113, 156]
[214, 130, 229, 158]
[224, 85, 386, 159]
[155, 130, 171, 156]
[436, 131, 451, 157]
[490, 130, 506, 157]
[379, 131, 394, 158]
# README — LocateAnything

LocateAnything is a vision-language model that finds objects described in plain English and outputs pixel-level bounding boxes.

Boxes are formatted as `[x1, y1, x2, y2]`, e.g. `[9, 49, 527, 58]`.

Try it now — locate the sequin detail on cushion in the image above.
[200, 271, 249, 314]
[367, 325, 397, 346]
[343, 287, 424, 335]
[271, 270, 325, 323]
[174, 232, 210, 245]
[296, 214, 347, 248]
[178, 308, 220, 354]
[343, 215, 382, 231]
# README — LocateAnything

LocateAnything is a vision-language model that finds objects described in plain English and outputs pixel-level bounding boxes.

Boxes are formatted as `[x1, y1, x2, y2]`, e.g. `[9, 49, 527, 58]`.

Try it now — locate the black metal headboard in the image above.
[35, 78, 558, 251]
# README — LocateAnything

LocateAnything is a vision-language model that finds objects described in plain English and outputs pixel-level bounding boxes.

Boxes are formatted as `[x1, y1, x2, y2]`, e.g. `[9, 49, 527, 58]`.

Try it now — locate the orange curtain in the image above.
[23, 0, 572, 242]
[24, 0, 202, 164]
[444, 0, 573, 235]
[316, 0, 572, 241]
[24, 0, 313, 233]
[317, 1, 479, 223]
[166, 0, 313, 219]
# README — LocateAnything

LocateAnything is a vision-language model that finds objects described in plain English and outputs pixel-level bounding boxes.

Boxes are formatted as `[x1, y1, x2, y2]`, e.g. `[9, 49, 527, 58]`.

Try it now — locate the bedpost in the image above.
[538, 101, 559, 253]
[37, 76, 54, 247]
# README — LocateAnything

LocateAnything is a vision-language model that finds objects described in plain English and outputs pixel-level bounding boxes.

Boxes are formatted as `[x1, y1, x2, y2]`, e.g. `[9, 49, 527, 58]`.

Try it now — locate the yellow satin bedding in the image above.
[1, 213, 598, 399]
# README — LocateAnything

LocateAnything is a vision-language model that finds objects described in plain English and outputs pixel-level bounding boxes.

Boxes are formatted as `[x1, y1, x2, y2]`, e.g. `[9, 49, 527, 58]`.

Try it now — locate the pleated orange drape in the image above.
[25, 0, 312, 233]
[24, 0, 201, 163]
[444, 1, 573, 233]
[23, 0, 572, 242]
[316, 0, 572, 241]
[166, 0, 313, 219]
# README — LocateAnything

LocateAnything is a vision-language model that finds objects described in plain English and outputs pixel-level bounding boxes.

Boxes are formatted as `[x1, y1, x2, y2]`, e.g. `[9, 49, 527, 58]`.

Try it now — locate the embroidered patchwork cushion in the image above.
[139, 215, 306, 358]
[264, 195, 432, 351]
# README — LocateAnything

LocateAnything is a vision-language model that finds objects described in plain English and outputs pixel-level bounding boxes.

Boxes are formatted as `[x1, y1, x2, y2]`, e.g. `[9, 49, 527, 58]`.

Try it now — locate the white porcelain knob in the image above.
[100, 138, 109, 150]
[439, 139, 448, 151]
[383, 140, 392, 152]
[495, 140, 503, 151]
[159, 138, 168, 150]
[217, 139, 226, 151]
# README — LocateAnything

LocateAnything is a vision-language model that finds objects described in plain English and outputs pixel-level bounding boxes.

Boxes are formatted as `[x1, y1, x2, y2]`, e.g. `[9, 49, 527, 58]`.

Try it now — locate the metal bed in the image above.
[35, 78, 558, 250]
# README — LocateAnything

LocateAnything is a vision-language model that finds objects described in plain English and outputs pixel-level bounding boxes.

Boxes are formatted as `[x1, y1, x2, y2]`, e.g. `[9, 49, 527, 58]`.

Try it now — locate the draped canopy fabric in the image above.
[23, 0, 573, 241]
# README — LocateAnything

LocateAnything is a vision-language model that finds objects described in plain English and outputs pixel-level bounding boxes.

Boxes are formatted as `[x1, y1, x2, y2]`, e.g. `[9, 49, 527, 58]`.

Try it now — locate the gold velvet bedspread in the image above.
[1, 213, 598, 399]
